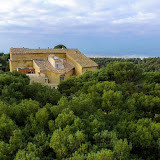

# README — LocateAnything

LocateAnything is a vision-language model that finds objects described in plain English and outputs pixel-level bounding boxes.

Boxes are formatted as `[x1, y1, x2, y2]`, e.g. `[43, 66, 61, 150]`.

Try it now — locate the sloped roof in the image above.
[33, 59, 74, 74]
[48, 55, 62, 62]
[66, 49, 98, 68]
[10, 48, 98, 68]
[10, 48, 67, 54]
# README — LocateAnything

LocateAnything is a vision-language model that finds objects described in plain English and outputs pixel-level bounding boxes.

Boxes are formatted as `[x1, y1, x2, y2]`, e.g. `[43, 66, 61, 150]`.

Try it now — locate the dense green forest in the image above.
[91, 57, 160, 72]
[0, 53, 10, 72]
[1, 60, 160, 159]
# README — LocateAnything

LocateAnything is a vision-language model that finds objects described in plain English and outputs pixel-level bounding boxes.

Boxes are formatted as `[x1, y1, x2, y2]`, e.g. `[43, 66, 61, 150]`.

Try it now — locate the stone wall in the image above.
[64, 69, 74, 80]
[10, 53, 66, 72]
[40, 71, 60, 84]
[82, 66, 98, 73]
[33, 60, 41, 74]
[27, 73, 48, 84]
[11, 53, 66, 60]
[66, 54, 82, 75]
[9, 60, 33, 71]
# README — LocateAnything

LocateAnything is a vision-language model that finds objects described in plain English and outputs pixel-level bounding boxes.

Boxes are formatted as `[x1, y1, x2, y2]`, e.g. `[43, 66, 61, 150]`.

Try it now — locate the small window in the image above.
[28, 71, 34, 74]
[60, 76, 64, 81]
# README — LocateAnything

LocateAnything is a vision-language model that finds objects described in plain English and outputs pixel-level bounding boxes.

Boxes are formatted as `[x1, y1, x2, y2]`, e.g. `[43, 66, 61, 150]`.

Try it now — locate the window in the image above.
[56, 64, 59, 68]
[28, 71, 34, 74]
[60, 76, 64, 81]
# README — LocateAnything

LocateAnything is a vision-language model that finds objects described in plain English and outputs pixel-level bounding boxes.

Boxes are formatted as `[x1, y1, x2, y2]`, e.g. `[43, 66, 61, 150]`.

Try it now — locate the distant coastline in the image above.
[88, 55, 148, 59]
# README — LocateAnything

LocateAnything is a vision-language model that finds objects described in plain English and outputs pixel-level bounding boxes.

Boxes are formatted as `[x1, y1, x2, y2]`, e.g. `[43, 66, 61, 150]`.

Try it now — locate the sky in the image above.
[0, 0, 160, 57]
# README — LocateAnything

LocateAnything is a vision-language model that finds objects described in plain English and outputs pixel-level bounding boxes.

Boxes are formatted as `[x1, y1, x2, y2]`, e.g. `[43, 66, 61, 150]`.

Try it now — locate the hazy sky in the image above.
[0, 0, 160, 57]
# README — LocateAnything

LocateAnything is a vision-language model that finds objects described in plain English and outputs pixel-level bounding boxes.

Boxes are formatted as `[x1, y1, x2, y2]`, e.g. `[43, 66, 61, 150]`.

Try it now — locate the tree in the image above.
[54, 44, 67, 49]
[25, 82, 61, 106]
[102, 90, 123, 112]
[58, 76, 81, 96]
[0, 114, 17, 141]
[106, 62, 143, 84]
[1, 60, 160, 159]
[50, 127, 87, 159]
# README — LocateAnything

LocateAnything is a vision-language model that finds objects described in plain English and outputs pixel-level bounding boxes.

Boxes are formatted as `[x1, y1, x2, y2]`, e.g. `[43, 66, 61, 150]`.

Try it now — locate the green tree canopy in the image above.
[54, 44, 67, 49]
[1, 61, 160, 159]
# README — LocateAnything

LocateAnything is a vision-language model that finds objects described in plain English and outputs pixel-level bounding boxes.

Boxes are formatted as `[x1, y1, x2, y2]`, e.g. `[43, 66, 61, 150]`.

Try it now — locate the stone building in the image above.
[9, 47, 98, 87]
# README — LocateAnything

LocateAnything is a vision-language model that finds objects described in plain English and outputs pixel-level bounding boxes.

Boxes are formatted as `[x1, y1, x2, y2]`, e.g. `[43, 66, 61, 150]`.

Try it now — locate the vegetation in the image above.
[91, 57, 160, 72]
[54, 44, 67, 49]
[0, 53, 10, 72]
[1, 61, 160, 159]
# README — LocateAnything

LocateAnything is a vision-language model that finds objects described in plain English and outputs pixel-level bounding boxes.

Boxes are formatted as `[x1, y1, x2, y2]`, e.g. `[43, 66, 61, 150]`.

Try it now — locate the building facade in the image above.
[9, 48, 98, 87]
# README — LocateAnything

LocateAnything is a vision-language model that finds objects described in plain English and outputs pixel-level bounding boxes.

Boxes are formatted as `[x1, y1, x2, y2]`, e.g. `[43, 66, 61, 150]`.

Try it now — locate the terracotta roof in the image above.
[10, 48, 98, 68]
[33, 59, 74, 74]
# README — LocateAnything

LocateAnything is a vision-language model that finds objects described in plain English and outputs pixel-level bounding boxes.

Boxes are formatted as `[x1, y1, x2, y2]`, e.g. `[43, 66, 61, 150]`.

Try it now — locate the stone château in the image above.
[9, 47, 98, 87]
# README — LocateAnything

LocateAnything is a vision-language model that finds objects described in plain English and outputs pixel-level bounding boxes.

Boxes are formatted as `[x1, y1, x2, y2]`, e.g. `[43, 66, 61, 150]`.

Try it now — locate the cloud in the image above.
[0, 0, 159, 35]
[112, 12, 157, 24]
[46, 0, 77, 8]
